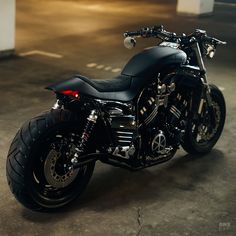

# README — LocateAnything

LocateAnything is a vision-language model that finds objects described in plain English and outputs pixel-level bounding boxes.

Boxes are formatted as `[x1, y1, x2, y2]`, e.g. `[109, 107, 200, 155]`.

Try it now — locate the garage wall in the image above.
[0, 0, 15, 53]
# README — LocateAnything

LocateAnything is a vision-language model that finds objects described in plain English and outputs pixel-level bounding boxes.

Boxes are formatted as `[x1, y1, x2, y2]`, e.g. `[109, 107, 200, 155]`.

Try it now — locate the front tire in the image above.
[6, 109, 95, 211]
[181, 84, 226, 155]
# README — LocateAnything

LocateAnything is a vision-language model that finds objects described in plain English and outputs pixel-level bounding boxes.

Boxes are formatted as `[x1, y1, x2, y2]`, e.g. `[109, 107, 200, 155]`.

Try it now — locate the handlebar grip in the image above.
[212, 37, 227, 45]
[124, 31, 140, 37]
[124, 25, 165, 38]
[203, 35, 227, 45]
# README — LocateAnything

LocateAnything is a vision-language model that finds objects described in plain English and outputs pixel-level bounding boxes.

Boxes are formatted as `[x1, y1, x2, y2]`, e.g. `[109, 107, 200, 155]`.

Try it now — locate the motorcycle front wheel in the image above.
[181, 84, 226, 155]
[6, 109, 95, 211]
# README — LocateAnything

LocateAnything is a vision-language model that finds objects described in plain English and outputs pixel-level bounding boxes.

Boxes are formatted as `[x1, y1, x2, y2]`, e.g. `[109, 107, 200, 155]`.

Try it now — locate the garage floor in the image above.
[0, 0, 236, 235]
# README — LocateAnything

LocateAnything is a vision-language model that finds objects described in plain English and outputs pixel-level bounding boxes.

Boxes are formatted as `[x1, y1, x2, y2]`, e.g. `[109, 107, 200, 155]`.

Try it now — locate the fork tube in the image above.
[192, 42, 215, 119]
[192, 42, 207, 80]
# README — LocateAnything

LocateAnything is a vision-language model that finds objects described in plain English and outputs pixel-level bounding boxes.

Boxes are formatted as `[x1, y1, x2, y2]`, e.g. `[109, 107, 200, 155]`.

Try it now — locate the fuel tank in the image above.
[121, 46, 187, 78]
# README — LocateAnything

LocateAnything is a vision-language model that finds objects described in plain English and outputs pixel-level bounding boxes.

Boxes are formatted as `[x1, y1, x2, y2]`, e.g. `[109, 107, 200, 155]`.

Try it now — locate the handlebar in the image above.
[124, 31, 141, 37]
[124, 25, 172, 39]
[124, 25, 226, 47]
[202, 35, 227, 45]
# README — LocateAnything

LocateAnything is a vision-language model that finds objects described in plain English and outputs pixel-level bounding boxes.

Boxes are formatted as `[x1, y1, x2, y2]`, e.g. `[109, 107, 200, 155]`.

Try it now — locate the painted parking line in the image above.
[19, 50, 63, 58]
[104, 66, 112, 71]
[96, 65, 105, 69]
[215, 2, 236, 7]
[111, 68, 122, 73]
[86, 63, 97, 68]
[219, 86, 225, 91]
[86, 63, 121, 73]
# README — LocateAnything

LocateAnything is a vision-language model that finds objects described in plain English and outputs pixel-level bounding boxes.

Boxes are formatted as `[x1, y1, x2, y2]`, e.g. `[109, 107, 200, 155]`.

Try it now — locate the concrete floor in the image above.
[0, 0, 236, 235]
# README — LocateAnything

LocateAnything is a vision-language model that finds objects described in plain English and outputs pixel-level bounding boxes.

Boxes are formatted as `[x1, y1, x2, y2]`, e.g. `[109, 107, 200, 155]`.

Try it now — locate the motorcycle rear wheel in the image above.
[6, 109, 95, 211]
[181, 84, 226, 155]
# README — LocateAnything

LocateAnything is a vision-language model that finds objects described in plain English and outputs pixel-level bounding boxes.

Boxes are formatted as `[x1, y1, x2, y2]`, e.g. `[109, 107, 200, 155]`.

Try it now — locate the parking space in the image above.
[0, 0, 235, 235]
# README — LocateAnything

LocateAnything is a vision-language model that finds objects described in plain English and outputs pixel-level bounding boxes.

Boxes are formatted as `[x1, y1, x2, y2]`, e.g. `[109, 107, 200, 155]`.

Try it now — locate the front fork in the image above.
[192, 42, 216, 126]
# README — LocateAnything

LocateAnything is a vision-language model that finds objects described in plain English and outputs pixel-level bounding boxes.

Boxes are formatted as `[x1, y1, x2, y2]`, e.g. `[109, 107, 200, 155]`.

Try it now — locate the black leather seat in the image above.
[77, 75, 132, 92]
[46, 74, 144, 102]
[73, 74, 140, 101]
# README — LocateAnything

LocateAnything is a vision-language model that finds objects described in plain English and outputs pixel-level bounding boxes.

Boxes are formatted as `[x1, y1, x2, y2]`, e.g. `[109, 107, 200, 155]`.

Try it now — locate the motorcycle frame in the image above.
[53, 41, 214, 171]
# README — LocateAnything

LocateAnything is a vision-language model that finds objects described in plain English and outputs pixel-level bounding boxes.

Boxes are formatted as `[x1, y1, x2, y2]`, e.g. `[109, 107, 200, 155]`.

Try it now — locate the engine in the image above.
[105, 78, 188, 162]
[104, 105, 137, 159]
[138, 79, 188, 161]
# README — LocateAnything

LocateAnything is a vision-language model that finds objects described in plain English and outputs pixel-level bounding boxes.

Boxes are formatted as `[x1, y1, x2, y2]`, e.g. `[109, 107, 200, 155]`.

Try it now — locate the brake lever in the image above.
[215, 39, 227, 45]
[206, 36, 227, 46]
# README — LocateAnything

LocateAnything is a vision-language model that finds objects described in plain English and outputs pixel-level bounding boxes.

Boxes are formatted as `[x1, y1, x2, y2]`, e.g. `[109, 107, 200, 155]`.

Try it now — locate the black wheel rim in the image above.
[28, 124, 90, 207]
[191, 100, 221, 146]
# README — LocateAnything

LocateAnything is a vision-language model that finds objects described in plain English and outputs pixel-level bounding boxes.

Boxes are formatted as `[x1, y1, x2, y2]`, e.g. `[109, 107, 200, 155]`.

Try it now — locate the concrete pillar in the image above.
[177, 0, 214, 15]
[0, 0, 15, 58]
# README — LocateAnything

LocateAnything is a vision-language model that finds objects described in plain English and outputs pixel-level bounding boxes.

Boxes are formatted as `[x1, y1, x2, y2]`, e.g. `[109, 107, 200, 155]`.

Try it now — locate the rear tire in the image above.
[6, 109, 95, 211]
[181, 84, 226, 155]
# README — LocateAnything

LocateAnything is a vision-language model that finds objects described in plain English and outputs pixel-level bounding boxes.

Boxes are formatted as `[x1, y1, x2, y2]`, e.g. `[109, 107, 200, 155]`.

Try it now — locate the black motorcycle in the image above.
[7, 25, 226, 211]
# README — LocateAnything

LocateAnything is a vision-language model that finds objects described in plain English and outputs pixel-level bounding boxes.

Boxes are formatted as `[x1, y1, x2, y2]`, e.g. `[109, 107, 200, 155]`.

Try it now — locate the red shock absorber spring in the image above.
[71, 110, 98, 164]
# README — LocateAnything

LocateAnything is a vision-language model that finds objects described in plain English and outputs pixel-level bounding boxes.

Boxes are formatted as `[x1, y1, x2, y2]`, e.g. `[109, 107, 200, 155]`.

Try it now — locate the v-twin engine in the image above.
[105, 77, 188, 162]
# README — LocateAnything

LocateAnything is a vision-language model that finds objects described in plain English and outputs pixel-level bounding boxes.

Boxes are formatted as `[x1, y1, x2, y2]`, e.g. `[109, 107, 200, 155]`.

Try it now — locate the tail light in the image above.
[59, 90, 79, 98]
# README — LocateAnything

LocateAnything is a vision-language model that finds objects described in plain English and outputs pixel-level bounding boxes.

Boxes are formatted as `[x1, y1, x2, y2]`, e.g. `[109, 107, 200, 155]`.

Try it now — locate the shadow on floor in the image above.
[20, 149, 225, 223]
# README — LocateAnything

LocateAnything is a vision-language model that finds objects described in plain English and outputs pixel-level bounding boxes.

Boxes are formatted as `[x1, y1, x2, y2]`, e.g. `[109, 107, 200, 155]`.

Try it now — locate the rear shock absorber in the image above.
[71, 110, 98, 165]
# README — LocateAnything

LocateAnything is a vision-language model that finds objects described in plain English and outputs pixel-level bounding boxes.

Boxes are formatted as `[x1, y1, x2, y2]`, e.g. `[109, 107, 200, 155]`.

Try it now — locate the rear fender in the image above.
[46, 76, 98, 98]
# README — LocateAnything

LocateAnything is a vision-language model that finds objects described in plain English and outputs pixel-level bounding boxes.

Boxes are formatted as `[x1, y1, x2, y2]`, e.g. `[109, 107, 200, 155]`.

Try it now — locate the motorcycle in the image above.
[6, 25, 226, 211]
